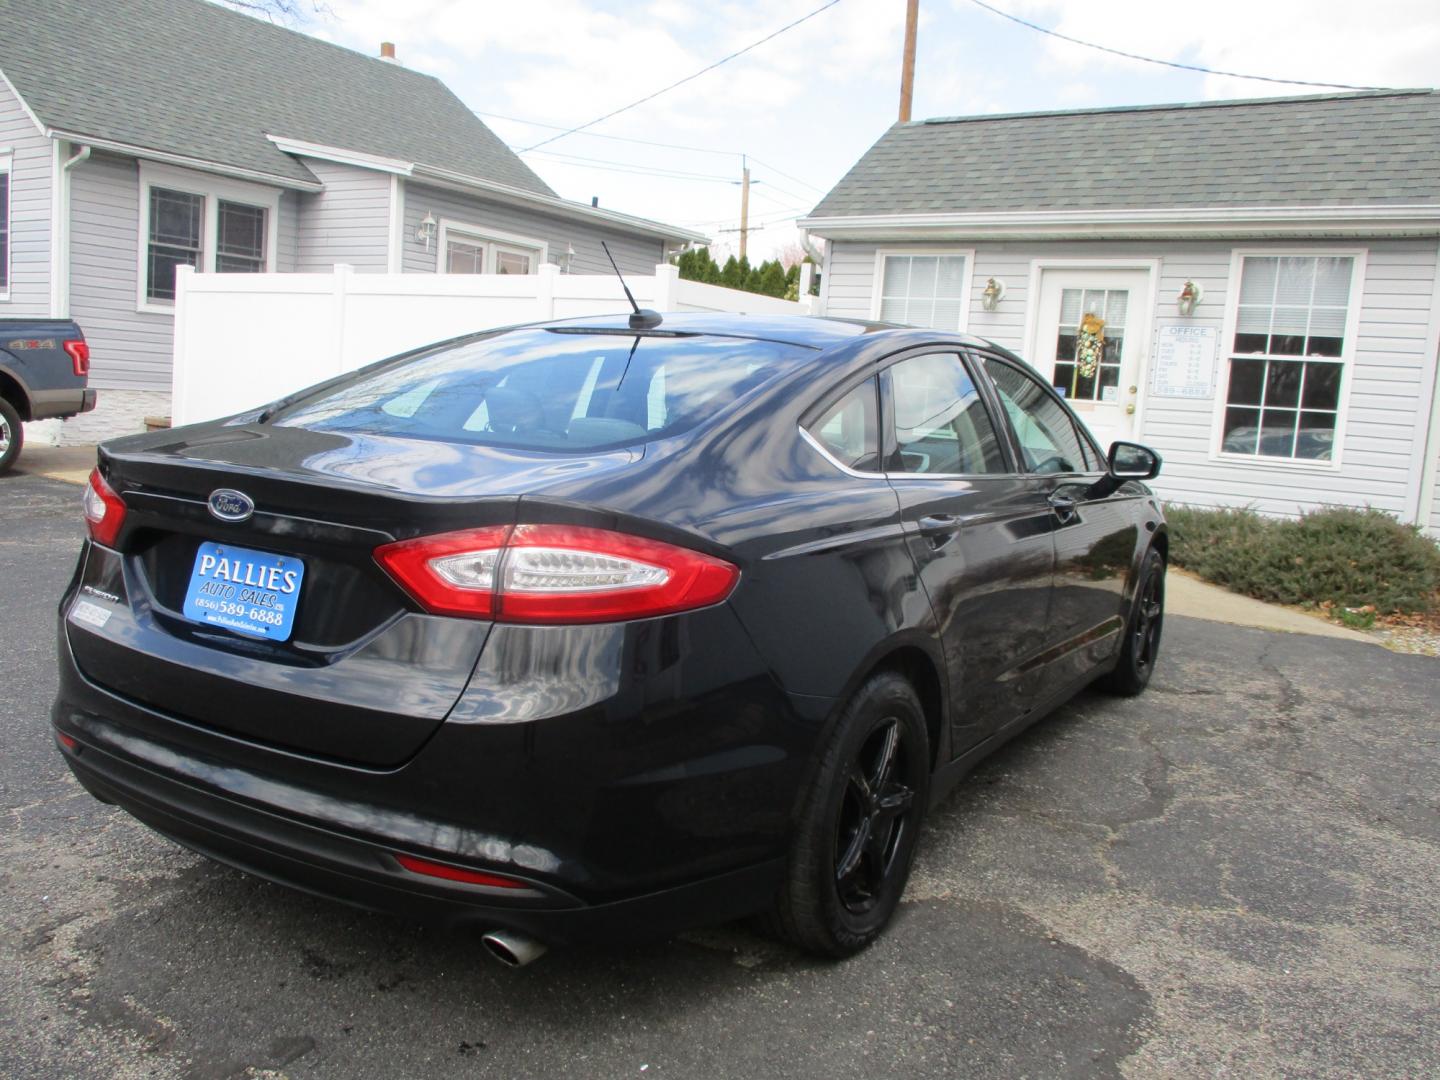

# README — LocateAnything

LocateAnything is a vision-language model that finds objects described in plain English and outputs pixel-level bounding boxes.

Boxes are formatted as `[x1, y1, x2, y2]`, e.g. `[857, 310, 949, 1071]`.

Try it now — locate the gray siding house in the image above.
[802, 91, 1440, 535]
[0, 0, 702, 437]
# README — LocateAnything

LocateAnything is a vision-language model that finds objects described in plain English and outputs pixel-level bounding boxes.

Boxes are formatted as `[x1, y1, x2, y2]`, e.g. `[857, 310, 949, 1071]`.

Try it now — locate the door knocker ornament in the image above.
[1076, 312, 1106, 379]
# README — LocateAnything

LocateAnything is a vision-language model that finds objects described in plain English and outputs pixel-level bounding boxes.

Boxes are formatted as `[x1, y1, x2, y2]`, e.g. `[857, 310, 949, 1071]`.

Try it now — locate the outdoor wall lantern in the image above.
[1177, 279, 1203, 317]
[981, 277, 1006, 311]
[562, 243, 576, 273]
[416, 211, 438, 251]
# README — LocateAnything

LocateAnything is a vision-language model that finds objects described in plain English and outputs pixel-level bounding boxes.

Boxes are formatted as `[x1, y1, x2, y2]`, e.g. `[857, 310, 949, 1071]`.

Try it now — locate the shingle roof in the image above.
[809, 91, 1440, 218]
[0, 0, 553, 195]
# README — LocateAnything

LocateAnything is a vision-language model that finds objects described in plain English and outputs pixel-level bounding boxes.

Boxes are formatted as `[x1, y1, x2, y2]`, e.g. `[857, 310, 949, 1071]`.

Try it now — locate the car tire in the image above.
[766, 671, 930, 958]
[1101, 548, 1165, 697]
[0, 398, 23, 476]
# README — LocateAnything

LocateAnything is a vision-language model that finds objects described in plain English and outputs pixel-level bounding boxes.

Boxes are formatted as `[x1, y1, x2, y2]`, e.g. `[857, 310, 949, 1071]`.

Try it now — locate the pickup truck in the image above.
[0, 319, 95, 474]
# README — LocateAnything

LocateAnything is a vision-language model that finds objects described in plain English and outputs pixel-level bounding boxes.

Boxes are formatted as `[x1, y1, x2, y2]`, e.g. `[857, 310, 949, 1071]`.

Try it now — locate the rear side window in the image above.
[807, 377, 879, 473]
[273, 328, 813, 452]
[981, 357, 1091, 474]
[888, 353, 1006, 475]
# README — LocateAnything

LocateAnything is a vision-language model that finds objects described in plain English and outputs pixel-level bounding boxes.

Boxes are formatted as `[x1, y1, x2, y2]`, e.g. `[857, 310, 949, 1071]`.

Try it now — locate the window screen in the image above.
[147, 187, 203, 301]
[1222, 256, 1352, 461]
[878, 254, 968, 330]
[216, 201, 266, 273]
[888, 354, 1005, 475]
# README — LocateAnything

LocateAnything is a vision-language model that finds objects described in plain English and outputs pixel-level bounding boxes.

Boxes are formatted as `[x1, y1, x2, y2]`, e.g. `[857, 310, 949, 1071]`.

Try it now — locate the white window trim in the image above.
[0, 147, 12, 301]
[868, 246, 976, 332]
[435, 218, 547, 275]
[136, 161, 281, 314]
[1208, 247, 1369, 472]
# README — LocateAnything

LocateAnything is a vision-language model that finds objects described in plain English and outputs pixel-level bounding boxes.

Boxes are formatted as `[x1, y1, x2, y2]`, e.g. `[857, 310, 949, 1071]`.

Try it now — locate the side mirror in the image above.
[1108, 440, 1161, 480]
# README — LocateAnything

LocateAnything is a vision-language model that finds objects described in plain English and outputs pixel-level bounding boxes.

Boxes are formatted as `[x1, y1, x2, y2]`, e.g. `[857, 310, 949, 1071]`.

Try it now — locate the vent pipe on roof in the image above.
[591, 196, 599, 207]
[380, 42, 397, 62]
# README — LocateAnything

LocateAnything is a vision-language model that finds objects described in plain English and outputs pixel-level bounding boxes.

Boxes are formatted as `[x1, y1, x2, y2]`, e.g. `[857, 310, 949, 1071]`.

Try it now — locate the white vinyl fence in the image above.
[172, 263, 819, 425]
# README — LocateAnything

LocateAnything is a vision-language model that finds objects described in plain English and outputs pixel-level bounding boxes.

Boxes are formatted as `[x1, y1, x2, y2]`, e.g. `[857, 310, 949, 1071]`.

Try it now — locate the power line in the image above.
[519, 0, 844, 152]
[480, 110, 741, 158]
[744, 155, 830, 195]
[524, 148, 741, 184]
[965, 0, 1396, 93]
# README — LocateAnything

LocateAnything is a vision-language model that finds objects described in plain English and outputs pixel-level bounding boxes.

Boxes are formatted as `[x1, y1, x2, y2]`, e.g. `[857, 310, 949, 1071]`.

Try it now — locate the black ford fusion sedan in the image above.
[53, 313, 1167, 964]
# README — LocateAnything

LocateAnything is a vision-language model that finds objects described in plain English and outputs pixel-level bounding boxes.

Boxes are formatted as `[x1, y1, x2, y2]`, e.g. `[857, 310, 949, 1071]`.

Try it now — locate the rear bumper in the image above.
[57, 726, 783, 944]
[30, 387, 96, 420]
[54, 570, 828, 943]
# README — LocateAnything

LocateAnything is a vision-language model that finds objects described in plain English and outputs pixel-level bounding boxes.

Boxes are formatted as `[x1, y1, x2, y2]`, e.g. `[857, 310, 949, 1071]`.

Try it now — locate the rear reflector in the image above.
[63, 339, 90, 377]
[375, 523, 739, 625]
[83, 468, 126, 547]
[56, 732, 79, 752]
[393, 853, 530, 889]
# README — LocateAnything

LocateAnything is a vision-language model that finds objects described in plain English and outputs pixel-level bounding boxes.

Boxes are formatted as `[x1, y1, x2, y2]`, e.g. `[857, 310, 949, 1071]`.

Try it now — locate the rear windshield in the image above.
[271, 328, 813, 452]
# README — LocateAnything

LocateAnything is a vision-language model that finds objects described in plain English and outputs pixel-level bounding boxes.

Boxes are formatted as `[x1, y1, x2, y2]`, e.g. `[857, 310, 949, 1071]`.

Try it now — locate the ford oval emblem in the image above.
[207, 488, 255, 523]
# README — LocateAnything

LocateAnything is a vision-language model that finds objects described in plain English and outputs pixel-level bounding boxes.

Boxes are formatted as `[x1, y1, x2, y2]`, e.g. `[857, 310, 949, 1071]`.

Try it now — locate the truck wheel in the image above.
[765, 672, 930, 957]
[0, 398, 22, 475]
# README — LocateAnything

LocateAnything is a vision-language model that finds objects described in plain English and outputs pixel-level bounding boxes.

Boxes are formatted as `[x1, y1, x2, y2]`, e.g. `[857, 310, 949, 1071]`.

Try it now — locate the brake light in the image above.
[374, 523, 739, 624]
[83, 468, 126, 547]
[393, 853, 530, 889]
[63, 339, 90, 377]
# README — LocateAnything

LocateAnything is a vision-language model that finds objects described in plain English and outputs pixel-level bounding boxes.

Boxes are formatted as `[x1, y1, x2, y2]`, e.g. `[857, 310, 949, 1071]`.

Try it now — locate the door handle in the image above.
[917, 513, 961, 549]
[1048, 494, 1078, 523]
[917, 513, 960, 535]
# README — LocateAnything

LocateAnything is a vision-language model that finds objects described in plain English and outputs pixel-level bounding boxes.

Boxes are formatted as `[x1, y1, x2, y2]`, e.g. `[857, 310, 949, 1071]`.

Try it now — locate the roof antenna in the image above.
[601, 241, 663, 330]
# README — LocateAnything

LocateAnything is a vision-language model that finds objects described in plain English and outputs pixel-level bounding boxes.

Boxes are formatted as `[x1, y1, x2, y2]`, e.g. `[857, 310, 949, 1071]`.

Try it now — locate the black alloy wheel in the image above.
[767, 671, 930, 957]
[833, 718, 915, 914]
[1102, 548, 1165, 696]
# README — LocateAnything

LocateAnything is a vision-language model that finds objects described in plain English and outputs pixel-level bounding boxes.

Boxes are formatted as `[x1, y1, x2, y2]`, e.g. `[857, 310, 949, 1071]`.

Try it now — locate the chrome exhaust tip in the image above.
[481, 930, 548, 968]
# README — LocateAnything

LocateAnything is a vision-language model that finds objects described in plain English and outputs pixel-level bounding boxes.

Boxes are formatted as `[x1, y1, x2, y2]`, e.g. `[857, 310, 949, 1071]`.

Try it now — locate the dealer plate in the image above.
[181, 541, 305, 641]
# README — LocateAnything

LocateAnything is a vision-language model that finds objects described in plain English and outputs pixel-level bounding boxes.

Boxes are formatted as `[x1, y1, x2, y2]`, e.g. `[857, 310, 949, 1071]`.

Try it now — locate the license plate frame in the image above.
[181, 541, 305, 642]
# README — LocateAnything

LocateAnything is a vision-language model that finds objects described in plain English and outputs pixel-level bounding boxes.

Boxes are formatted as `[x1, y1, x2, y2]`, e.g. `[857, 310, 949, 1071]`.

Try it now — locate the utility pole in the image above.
[739, 155, 751, 261]
[898, 0, 918, 122]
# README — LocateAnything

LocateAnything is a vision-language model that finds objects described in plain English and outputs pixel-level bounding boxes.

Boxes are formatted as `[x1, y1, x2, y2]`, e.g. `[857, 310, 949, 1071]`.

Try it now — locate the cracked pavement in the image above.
[3, 472, 1438, 1078]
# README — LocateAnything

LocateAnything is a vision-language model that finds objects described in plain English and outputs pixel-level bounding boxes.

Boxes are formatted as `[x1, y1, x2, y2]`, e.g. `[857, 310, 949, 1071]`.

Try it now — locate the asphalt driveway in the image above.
[3, 472, 1437, 1079]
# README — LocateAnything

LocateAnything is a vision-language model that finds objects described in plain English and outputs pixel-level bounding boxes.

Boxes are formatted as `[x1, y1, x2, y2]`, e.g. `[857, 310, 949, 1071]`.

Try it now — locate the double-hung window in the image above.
[1220, 254, 1357, 463]
[139, 164, 278, 310]
[874, 251, 973, 331]
[0, 153, 11, 296]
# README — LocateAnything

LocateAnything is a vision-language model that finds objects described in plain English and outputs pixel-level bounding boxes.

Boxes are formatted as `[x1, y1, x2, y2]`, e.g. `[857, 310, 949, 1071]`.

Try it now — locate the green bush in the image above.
[1166, 504, 1440, 615]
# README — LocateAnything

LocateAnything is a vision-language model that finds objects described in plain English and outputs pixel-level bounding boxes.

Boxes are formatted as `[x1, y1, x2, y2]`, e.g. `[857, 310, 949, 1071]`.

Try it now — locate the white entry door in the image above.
[1031, 268, 1153, 453]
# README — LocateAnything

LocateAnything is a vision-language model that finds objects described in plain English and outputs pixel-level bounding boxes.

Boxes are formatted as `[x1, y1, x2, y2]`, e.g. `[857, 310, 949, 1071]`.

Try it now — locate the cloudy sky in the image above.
[281, 0, 1439, 261]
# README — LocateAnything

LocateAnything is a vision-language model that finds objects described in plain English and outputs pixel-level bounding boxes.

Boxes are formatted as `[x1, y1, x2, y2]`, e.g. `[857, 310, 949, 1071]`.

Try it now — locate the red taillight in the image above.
[374, 523, 739, 625]
[63, 339, 90, 377]
[56, 732, 79, 752]
[83, 468, 126, 547]
[393, 853, 530, 889]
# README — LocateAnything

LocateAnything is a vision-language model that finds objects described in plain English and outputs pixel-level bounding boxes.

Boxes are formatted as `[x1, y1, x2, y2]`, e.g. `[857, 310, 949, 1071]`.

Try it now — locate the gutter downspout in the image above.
[50, 142, 90, 318]
[1411, 236, 1440, 533]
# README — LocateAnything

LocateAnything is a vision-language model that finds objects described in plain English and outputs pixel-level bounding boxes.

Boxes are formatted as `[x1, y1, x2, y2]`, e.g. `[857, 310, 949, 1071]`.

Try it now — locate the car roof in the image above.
[538, 312, 996, 351]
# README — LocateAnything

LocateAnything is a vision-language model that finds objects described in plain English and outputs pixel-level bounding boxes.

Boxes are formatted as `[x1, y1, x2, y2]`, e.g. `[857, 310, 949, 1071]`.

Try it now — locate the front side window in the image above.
[888, 353, 1005, 475]
[877, 253, 969, 330]
[147, 187, 203, 301]
[982, 357, 1091, 475]
[0, 167, 9, 292]
[273, 328, 813, 452]
[1221, 255, 1353, 461]
[808, 377, 879, 473]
